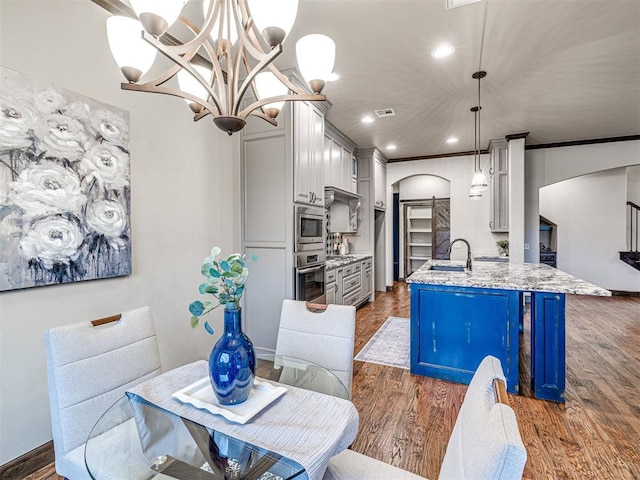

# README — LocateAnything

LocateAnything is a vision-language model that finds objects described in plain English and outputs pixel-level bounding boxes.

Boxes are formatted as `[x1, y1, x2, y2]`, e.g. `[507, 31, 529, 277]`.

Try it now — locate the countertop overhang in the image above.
[406, 260, 611, 296]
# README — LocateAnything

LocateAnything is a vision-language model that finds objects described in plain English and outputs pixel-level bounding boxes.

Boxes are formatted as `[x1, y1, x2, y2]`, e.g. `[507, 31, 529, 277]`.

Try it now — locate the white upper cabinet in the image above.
[294, 101, 324, 206]
[324, 120, 357, 194]
[489, 139, 509, 232]
[374, 155, 387, 210]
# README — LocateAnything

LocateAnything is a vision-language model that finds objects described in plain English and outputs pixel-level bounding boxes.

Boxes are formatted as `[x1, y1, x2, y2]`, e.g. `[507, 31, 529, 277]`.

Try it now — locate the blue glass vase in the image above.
[208, 306, 256, 405]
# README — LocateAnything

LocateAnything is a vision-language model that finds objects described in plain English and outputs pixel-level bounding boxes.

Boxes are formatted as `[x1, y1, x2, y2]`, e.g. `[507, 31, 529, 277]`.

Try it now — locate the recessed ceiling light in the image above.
[432, 45, 455, 58]
[361, 116, 374, 123]
[386, 144, 397, 151]
[327, 72, 340, 82]
[446, 0, 482, 9]
[446, 137, 459, 144]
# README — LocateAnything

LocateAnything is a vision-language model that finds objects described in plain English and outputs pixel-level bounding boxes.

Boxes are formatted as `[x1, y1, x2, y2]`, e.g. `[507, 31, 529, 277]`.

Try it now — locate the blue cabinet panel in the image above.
[531, 292, 566, 402]
[410, 284, 520, 393]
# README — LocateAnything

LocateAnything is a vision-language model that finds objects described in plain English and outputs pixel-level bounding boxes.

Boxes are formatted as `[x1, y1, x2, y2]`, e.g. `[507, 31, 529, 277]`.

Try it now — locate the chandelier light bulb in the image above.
[296, 34, 336, 94]
[106, 16, 157, 83]
[177, 65, 212, 113]
[248, 0, 299, 47]
[129, 0, 187, 37]
[254, 71, 288, 117]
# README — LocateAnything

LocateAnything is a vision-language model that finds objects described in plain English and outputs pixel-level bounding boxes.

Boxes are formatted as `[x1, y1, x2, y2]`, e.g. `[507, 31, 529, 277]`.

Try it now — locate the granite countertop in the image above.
[326, 254, 372, 270]
[406, 260, 611, 296]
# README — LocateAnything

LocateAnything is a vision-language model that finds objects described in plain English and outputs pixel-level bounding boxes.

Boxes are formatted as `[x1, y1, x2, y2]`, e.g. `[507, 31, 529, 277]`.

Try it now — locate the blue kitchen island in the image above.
[406, 260, 610, 402]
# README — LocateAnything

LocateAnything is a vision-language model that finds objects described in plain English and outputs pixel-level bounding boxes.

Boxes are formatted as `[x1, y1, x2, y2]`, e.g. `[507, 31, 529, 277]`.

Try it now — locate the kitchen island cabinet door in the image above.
[531, 292, 566, 403]
[410, 284, 520, 393]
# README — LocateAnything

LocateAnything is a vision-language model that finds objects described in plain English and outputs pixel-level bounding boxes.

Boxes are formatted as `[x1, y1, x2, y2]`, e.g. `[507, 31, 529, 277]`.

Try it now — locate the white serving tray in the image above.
[172, 377, 286, 424]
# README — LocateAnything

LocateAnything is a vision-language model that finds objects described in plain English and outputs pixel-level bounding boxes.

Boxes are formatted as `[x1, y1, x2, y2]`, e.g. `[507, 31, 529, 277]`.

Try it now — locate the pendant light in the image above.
[469, 70, 488, 199]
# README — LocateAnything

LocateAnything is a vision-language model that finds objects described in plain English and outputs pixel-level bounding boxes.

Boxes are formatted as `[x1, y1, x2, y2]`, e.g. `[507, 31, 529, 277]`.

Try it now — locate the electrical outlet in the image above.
[524, 243, 530, 250]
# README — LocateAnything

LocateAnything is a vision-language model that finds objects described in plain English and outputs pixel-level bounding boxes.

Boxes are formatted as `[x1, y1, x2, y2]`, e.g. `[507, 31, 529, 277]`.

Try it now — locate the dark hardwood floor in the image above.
[26, 282, 640, 479]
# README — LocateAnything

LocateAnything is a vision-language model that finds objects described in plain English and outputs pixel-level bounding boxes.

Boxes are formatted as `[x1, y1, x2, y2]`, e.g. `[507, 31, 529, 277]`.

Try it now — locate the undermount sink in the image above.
[430, 264, 465, 272]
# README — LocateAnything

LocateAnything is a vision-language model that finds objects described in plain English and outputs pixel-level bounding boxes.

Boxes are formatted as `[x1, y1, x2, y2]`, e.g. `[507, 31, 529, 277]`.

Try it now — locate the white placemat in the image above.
[126, 360, 359, 480]
[172, 377, 287, 424]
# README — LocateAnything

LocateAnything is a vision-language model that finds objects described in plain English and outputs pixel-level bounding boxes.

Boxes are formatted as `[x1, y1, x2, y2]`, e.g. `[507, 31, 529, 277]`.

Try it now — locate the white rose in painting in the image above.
[8, 161, 86, 217]
[90, 109, 129, 145]
[35, 113, 88, 161]
[86, 200, 127, 247]
[34, 89, 67, 114]
[19, 214, 84, 268]
[80, 144, 129, 190]
[0, 91, 37, 150]
[62, 101, 91, 121]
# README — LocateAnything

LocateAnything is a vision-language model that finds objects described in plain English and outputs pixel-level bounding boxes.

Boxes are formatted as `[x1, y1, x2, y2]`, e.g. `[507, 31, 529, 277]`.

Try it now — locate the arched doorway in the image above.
[393, 174, 452, 279]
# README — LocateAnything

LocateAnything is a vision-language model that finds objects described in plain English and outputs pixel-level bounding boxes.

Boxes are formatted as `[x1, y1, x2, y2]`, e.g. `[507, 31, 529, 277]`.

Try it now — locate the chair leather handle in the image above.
[306, 302, 328, 312]
[91, 314, 122, 327]
[493, 378, 509, 405]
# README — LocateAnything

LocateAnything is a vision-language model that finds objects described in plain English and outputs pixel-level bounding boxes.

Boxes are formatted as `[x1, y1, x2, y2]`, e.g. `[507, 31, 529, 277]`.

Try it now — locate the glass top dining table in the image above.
[84, 354, 350, 480]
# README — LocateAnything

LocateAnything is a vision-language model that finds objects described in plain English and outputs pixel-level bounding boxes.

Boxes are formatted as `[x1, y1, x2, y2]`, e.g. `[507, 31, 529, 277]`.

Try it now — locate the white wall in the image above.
[540, 169, 639, 291]
[398, 174, 450, 201]
[0, 1, 241, 464]
[525, 140, 640, 270]
[386, 153, 503, 286]
[508, 139, 526, 263]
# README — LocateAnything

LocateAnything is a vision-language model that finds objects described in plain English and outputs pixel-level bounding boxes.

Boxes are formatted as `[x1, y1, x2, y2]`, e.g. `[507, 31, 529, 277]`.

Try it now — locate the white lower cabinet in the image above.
[325, 258, 372, 306]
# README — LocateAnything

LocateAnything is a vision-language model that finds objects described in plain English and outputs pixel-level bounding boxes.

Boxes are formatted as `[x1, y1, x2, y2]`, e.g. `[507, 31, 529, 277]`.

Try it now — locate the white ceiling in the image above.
[273, 0, 640, 159]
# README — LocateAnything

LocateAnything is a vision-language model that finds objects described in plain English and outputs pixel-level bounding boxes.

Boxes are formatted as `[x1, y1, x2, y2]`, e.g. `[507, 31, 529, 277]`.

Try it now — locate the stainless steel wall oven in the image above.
[294, 248, 326, 304]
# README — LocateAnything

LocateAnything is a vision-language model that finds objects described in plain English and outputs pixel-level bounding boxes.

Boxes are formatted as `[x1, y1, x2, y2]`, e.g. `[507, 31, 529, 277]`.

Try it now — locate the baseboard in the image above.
[610, 290, 640, 297]
[0, 441, 55, 480]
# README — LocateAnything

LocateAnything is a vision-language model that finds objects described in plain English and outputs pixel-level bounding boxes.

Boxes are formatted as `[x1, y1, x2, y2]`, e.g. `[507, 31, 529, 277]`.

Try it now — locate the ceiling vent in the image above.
[374, 108, 396, 118]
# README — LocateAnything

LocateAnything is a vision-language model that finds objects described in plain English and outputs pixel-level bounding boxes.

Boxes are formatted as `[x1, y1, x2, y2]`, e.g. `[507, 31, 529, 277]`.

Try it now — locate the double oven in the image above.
[294, 205, 326, 304]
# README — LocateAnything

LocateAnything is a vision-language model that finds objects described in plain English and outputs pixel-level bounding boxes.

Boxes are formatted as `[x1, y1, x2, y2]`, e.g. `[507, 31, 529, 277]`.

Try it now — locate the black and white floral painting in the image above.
[0, 66, 131, 291]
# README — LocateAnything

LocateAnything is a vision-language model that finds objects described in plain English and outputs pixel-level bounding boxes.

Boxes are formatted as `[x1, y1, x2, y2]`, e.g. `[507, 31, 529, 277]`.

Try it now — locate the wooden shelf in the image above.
[409, 242, 432, 247]
[409, 228, 432, 233]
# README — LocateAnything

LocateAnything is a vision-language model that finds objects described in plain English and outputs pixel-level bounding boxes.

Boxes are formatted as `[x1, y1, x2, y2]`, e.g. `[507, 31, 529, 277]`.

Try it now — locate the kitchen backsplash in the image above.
[327, 232, 343, 255]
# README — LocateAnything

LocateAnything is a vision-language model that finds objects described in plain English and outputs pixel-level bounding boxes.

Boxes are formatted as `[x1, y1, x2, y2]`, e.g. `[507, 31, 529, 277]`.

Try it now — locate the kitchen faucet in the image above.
[448, 238, 472, 270]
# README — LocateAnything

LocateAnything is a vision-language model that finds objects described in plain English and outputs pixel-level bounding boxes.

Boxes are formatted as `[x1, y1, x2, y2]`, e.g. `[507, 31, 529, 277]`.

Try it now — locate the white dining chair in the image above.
[323, 355, 527, 480]
[275, 299, 356, 398]
[45, 306, 162, 480]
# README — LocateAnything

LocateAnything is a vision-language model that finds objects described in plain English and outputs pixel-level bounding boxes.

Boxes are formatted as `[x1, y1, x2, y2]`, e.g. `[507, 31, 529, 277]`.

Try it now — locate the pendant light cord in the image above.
[477, 74, 481, 171]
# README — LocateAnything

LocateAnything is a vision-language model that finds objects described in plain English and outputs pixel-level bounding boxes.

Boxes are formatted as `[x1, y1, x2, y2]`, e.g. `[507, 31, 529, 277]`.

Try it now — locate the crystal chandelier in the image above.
[469, 70, 488, 199]
[105, 0, 335, 135]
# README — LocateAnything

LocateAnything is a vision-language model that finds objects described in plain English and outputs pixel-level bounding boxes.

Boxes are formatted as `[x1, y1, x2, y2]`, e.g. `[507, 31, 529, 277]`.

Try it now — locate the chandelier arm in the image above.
[136, 32, 225, 116]
[121, 82, 221, 121]
[172, 13, 230, 114]
[238, 93, 326, 119]
[266, 64, 315, 96]
[136, 30, 206, 84]
[246, 110, 278, 125]
[233, 44, 283, 116]
[180, 20, 228, 113]
[154, 2, 220, 58]
[233, 1, 275, 61]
